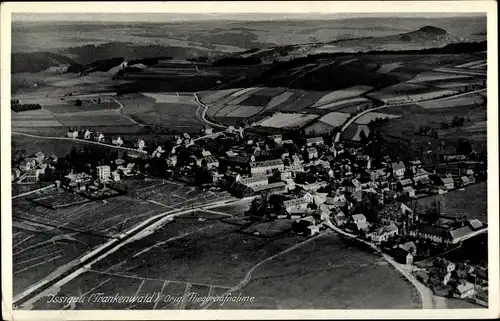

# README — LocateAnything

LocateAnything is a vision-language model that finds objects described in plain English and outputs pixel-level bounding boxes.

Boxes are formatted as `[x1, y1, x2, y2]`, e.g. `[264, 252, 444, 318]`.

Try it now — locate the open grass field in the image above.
[364, 100, 486, 160]
[208, 232, 420, 309]
[316, 96, 373, 111]
[408, 71, 473, 83]
[312, 85, 374, 107]
[42, 99, 120, 113]
[411, 182, 487, 222]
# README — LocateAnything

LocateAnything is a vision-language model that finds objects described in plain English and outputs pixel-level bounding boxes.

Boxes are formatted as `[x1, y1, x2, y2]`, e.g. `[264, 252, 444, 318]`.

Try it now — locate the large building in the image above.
[96, 165, 111, 181]
[249, 159, 284, 176]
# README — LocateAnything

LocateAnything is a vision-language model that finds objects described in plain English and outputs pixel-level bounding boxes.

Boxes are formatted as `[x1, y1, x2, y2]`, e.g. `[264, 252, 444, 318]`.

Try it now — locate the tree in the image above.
[75, 99, 82, 107]
[359, 129, 368, 142]
[456, 139, 473, 155]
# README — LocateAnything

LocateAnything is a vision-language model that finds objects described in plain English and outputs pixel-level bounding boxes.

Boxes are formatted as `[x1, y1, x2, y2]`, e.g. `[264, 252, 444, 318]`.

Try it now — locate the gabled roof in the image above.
[250, 159, 284, 168]
[442, 177, 455, 184]
[306, 137, 324, 144]
[352, 214, 366, 221]
[391, 161, 405, 171]
[283, 198, 309, 207]
[468, 219, 483, 230]
[250, 181, 286, 193]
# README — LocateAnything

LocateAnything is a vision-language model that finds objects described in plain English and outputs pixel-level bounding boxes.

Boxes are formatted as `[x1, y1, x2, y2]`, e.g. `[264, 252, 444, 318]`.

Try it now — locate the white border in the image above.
[1, 1, 498, 320]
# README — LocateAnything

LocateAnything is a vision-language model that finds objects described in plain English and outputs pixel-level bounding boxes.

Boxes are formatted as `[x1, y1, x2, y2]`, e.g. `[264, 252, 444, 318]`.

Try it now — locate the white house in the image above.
[83, 129, 92, 140]
[94, 132, 105, 142]
[368, 224, 399, 244]
[112, 136, 124, 146]
[136, 139, 146, 151]
[306, 137, 324, 146]
[249, 159, 284, 175]
[306, 147, 318, 160]
[96, 165, 111, 181]
[67, 130, 79, 139]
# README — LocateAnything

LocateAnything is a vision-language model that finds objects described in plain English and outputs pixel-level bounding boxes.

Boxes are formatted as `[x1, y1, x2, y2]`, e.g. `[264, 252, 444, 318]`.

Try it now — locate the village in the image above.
[11, 122, 488, 306]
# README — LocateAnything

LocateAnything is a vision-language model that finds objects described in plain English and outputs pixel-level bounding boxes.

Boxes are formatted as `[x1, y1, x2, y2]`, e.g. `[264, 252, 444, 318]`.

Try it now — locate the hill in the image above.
[11, 52, 77, 73]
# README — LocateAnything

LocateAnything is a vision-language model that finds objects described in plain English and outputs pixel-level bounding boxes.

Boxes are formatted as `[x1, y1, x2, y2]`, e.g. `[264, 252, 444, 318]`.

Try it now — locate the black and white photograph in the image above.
[1, 1, 498, 319]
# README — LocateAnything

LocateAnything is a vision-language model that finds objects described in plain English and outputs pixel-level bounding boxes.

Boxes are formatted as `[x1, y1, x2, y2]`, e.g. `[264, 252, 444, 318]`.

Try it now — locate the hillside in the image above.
[11, 52, 78, 73]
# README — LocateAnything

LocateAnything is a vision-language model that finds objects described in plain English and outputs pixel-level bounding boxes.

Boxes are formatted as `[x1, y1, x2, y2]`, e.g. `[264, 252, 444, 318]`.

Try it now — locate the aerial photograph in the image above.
[9, 10, 489, 311]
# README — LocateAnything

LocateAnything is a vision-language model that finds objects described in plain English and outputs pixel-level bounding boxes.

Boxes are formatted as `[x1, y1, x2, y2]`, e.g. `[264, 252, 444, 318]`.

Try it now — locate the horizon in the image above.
[12, 12, 486, 23]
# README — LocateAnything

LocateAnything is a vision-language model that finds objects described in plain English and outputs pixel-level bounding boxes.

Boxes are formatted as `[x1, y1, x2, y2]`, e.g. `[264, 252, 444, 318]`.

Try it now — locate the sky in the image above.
[13, 12, 485, 23]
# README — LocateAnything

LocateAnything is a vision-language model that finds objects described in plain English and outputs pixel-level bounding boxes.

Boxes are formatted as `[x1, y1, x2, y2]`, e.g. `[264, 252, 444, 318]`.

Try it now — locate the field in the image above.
[208, 233, 420, 309]
[417, 93, 485, 109]
[12, 223, 109, 297]
[412, 182, 487, 222]
[316, 96, 373, 111]
[341, 124, 370, 142]
[30, 227, 420, 310]
[311, 85, 374, 107]
[305, 112, 351, 135]
[361, 98, 486, 160]
[354, 112, 401, 125]
[253, 112, 319, 129]
[407, 71, 473, 83]
[367, 82, 458, 102]
[31, 190, 90, 209]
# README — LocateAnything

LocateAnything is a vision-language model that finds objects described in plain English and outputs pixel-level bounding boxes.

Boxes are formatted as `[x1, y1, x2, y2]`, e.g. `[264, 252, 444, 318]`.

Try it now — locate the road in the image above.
[193, 93, 226, 129]
[11, 132, 147, 154]
[334, 88, 487, 143]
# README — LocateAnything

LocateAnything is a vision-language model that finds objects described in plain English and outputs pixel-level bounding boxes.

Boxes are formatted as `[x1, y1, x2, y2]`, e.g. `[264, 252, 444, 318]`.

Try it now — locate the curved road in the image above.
[193, 93, 227, 129]
[334, 88, 486, 143]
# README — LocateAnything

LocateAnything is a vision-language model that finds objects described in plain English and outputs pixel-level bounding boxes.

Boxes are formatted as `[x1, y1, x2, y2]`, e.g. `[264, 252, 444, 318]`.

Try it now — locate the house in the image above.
[370, 168, 387, 182]
[367, 223, 398, 244]
[135, 139, 146, 150]
[378, 202, 413, 226]
[282, 198, 309, 216]
[203, 156, 219, 170]
[83, 129, 92, 140]
[67, 130, 79, 139]
[434, 257, 456, 273]
[351, 214, 367, 224]
[392, 247, 413, 264]
[17, 169, 40, 184]
[344, 179, 362, 193]
[237, 175, 269, 188]
[331, 206, 347, 226]
[306, 147, 318, 160]
[433, 269, 453, 286]
[442, 177, 455, 190]
[94, 132, 105, 142]
[390, 161, 406, 178]
[96, 165, 111, 181]
[356, 155, 371, 169]
[399, 241, 417, 256]
[408, 160, 422, 174]
[166, 155, 177, 168]
[454, 281, 476, 299]
[270, 134, 282, 144]
[307, 225, 320, 236]
[306, 137, 324, 146]
[410, 224, 449, 244]
[280, 171, 292, 180]
[402, 186, 416, 198]
[204, 126, 213, 135]
[111, 171, 121, 182]
[397, 178, 413, 191]
[456, 176, 470, 188]
[249, 159, 284, 175]
[34, 152, 45, 164]
[112, 136, 124, 146]
[249, 181, 287, 197]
